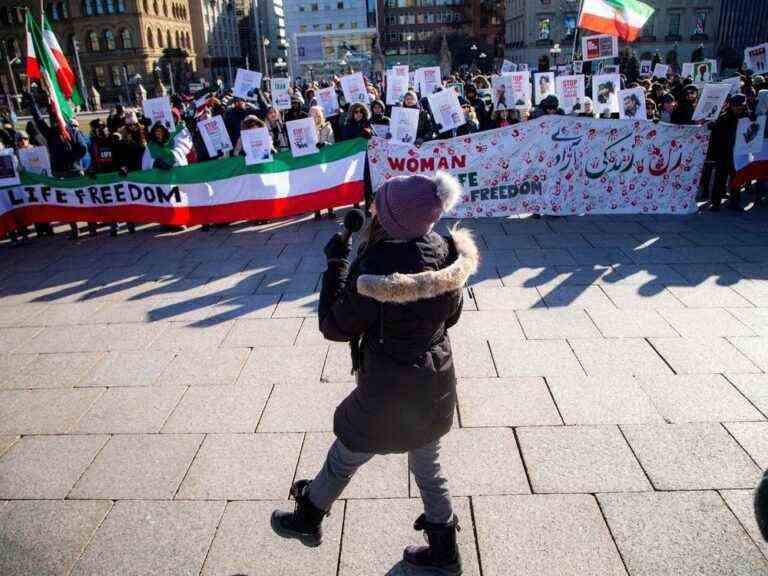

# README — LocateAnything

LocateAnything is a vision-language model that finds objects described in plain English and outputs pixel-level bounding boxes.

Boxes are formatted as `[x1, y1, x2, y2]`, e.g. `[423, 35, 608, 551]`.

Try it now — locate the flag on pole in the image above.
[577, 0, 655, 42]
[41, 15, 82, 105]
[25, 11, 74, 137]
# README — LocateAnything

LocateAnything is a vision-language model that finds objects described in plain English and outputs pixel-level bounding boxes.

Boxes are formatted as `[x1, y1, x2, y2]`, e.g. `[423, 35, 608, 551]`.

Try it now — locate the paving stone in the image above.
[517, 309, 601, 339]
[87, 300, 159, 323]
[474, 494, 627, 576]
[0, 388, 104, 434]
[0, 304, 47, 327]
[17, 301, 109, 326]
[74, 386, 187, 433]
[0, 435, 19, 457]
[156, 348, 249, 387]
[457, 378, 562, 427]
[273, 291, 320, 318]
[518, 425, 650, 493]
[567, 247, 633, 265]
[600, 264, 688, 286]
[0, 500, 112, 576]
[723, 422, 768, 469]
[472, 286, 545, 310]
[0, 435, 108, 498]
[666, 285, 755, 308]
[177, 433, 303, 499]
[720, 489, 768, 561]
[601, 284, 684, 308]
[162, 385, 272, 433]
[497, 265, 560, 287]
[727, 308, 768, 336]
[139, 295, 224, 324]
[69, 433, 203, 499]
[152, 321, 234, 350]
[649, 337, 761, 374]
[725, 374, 768, 416]
[515, 248, 577, 266]
[294, 318, 328, 346]
[70, 500, 224, 576]
[448, 310, 525, 342]
[569, 338, 672, 376]
[547, 374, 664, 424]
[598, 491, 768, 576]
[82, 350, 177, 387]
[321, 342, 355, 382]
[0, 353, 37, 381]
[657, 308, 755, 337]
[484, 234, 539, 250]
[202, 499, 343, 576]
[2, 352, 103, 389]
[638, 374, 764, 423]
[671, 263, 745, 285]
[26, 323, 165, 353]
[0, 326, 43, 352]
[424, 428, 529, 496]
[490, 338, 583, 377]
[452, 340, 498, 378]
[222, 318, 303, 347]
[256, 272, 319, 294]
[621, 423, 761, 490]
[295, 432, 409, 499]
[729, 337, 768, 371]
[538, 285, 617, 310]
[239, 345, 328, 383]
[341, 498, 481, 576]
[259, 379, 353, 432]
[535, 233, 591, 248]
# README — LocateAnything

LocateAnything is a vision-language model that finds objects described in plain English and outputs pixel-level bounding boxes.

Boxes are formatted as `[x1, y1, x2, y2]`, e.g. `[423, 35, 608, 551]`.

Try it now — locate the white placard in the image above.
[386, 67, 410, 105]
[555, 74, 585, 114]
[757, 91, 768, 116]
[534, 72, 556, 104]
[722, 76, 742, 96]
[692, 83, 732, 122]
[582, 34, 618, 61]
[572, 61, 584, 74]
[692, 61, 716, 83]
[491, 75, 512, 109]
[427, 89, 465, 133]
[416, 66, 442, 96]
[640, 60, 653, 77]
[286, 117, 319, 157]
[0, 149, 19, 186]
[371, 124, 389, 138]
[501, 60, 517, 73]
[142, 96, 175, 131]
[592, 73, 621, 116]
[507, 71, 532, 110]
[681, 63, 694, 78]
[735, 116, 767, 156]
[316, 87, 340, 118]
[652, 64, 669, 78]
[601, 64, 620, 75]
[233, 69, 263, 101]
[390, 106, 420, 144]
[340, 72, 369, 105]
[240, 126, 273, 165]
[271, 78, 291, 110]
[745, 44, 768, 74]
[198, 115, 233, 156]
[17, 146, 51, 176]
[618, 87, 648, 120]
[517, 63, 529, 72]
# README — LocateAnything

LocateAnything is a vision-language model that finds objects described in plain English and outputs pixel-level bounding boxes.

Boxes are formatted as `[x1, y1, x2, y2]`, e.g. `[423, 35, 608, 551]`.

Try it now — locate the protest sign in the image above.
[368, 116, 709, 217]
[0, 149, 19, 187]
[501, 60, 517, 73]
[316, 86, 340, 118]
[534, 72, 556, 104]
[572, 61, 584, 74]
[233, 69, 263, 100]
[734, 116, 767, 157]
[745, 44, 768, 74]
[639, 60, 652, 77]
[386, 67, 410, 105]
[601, 64, 620, 74]
[692, 83, 731, 122]
[427, 89, 465, 133]
[492, 75, 512, 109]
[652, 64, 669, 78]
[340, 72, 369, 105]
[416, 66, 442, 96]
[198, 115, 233, 157]
[681, 63, 694, 78]
[757, 91, 768, 116]
[582, 34, 618, 61]
[507, 71, 532, 110]
[592, 73, 620, 115]
[390, 106, 420, 144]
[17, 146, 51, 176]
[448, 83, 464, 98]
[240, 127, 273, 165]
[142, 96, 175, 131]
[371, 124, 389, 138]
[0, 139, 368, 236]
[286, 117, 319, 157]
[618, 87, 648, 120]
[722, 76, 742, 96]
[692, 60, 716, 82]
[555, 74, 585, 114]
[518, 63, 529, 72]
[271, 78, 291, 109]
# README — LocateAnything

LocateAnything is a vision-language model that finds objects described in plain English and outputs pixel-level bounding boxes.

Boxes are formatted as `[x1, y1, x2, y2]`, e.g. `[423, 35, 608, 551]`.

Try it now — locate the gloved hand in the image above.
[324, 232, 351, 261]
[317, 141, 327, 148]
[153, 157, 173, 170]
[118, 166, 129, 177]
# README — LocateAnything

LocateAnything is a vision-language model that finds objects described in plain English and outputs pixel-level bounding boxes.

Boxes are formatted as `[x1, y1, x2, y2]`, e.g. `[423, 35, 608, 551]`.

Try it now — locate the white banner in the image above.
[286, 117, 319, 157]
[427, 89, 465, 133]
[386, 67, 409, 105]
[416, 66, 442, 96]
[367, 117, 709, 216]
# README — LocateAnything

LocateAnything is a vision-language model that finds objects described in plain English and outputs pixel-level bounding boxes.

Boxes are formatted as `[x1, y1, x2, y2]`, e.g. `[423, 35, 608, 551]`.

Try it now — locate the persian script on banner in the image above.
[367, 117, 709, 216]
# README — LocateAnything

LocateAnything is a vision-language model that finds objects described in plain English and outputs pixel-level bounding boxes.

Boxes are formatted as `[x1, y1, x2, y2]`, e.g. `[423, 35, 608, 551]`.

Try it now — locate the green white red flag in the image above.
[42, 15, 82, 105]
[577, 0, 655, 42]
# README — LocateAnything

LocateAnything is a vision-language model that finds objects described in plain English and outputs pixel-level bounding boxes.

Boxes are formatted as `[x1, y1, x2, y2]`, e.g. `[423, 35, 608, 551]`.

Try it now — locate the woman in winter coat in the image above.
[370, 99, 390, 136]
[265, 106, 289, 151]
[340, 102, 373, 141]
[309, 105, 337, 220]
[402, 90, 438, 143]
[272, 172, 479, 576]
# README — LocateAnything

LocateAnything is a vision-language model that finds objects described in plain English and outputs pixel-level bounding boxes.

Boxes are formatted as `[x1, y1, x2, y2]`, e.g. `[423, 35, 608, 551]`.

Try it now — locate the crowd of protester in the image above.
[1, 62, 767, 244]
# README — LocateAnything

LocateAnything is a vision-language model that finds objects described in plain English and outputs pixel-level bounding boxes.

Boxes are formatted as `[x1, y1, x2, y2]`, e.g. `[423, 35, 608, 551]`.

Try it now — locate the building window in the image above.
[92, 64, 105, 87]
[153, 0, 158, 13]
[175, 30, 180, 46]
[668, 12, 681, 37]
[111, 66, 123, 86]
[325, 23, 331, 29]
[163, 0, 168, 15]
[166, 29, 172, 46]
[563, 14, 575, 38]
[157, 27, 163, 46]
[87, 30, 100, 51]
[337, 0, 343, 6]
[299, 24, 307, 32]
[83, 0, 93, 16]
[104, 30, 116, 50]
[694, 10, 707, 34]
[537, 17, 551, 40]
[642, 13, 654, 36]
[350, 21, 357, 28]
[147, 27, 154, 47]
[121, 28, 133, 48]
[94, 0, 104, 14]
[142, 0, 148, 11]
[338, 22, 344, 28]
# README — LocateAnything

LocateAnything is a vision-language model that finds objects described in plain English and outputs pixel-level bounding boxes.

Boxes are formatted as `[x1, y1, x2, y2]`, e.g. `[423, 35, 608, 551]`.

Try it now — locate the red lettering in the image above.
[437, 157, 449, 170]
[451, 155, 466, 169]
[387, 157, 406, 171]
[406, 158, 419, 172]
[419, 157, 435, 171]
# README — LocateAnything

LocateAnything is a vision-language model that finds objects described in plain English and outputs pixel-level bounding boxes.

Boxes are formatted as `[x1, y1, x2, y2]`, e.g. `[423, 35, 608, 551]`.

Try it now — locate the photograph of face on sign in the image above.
[618, 87, 647, 120]
[534, 72, 556, 104]
[286, 117, 319, 157]
[592, 74, 620, 116]
[692, 61, 716, 83]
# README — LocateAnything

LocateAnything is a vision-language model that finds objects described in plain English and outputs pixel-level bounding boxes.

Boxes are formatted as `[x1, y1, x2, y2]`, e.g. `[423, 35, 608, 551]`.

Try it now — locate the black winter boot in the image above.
[403, 514, 462, 575]
[271, 480, 326, 547]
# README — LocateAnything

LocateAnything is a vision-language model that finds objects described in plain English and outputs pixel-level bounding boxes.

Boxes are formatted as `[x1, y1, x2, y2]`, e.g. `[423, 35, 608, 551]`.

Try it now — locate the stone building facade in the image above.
[188, 0, 243, 83]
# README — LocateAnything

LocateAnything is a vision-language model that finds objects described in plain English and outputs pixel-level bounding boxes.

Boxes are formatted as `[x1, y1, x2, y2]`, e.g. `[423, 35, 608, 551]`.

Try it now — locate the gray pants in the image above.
[308, 438, 453, 524]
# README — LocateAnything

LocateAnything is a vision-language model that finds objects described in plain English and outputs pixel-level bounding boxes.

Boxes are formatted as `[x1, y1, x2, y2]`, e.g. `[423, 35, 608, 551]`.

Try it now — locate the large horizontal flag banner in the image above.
[0, 139, 366, 236]
[578, 0, 655, 42]
[367, 117, 710, 217]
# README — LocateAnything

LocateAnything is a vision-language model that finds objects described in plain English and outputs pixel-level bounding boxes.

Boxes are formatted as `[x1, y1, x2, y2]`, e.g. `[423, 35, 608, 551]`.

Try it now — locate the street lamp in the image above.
[479, 52, 486, 72]
[262, 37, 271, 77]
[550, 43, 562, 76]
[470, 43, 478, 71]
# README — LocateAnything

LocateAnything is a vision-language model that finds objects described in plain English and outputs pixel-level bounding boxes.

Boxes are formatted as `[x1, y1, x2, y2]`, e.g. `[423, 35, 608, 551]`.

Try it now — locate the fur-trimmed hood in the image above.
[356, 228, 479, 304]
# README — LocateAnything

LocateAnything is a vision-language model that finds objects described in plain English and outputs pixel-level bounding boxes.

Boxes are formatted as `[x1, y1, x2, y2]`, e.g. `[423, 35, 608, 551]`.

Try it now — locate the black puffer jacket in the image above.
[318, 228, 479, 454]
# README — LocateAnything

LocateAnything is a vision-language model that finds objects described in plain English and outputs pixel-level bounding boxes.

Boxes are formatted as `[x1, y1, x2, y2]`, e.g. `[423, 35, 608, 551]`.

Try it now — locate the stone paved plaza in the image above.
[4, 211, 768, 575]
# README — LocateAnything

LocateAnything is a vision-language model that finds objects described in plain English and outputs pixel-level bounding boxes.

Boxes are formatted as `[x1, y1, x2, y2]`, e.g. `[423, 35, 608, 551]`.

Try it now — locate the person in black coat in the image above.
[272, 172, 479, 576]
[464, 83, 489, 130]
[708, 94, 749, 211]
[672, 85, 699, 125]
[340, 102, 373, 141]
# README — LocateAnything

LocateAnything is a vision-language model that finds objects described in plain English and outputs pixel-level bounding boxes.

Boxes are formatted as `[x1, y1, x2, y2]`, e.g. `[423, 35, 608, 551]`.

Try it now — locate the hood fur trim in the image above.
[356, 228, 479, 304]
[433, 171, 463, 213]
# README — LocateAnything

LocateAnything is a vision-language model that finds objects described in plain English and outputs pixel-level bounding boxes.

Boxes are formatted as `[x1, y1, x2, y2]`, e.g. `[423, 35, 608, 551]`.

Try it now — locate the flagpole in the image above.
[571, 0, 585, 62]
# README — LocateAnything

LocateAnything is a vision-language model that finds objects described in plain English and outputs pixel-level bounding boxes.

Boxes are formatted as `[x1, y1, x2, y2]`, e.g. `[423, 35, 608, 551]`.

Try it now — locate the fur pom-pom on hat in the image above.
[374, 172, 463, 240]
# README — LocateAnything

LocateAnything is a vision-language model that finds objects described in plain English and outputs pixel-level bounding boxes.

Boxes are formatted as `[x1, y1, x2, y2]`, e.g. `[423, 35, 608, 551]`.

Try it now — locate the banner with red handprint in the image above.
[367, 116, 710, 217]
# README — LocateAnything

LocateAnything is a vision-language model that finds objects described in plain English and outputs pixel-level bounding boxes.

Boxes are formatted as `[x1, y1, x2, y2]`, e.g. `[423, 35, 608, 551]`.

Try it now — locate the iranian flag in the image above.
[42, 15, 82, 105]
[578, 0, 655, 42]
